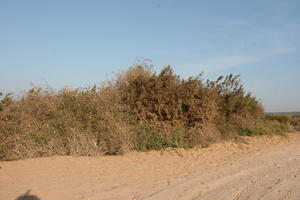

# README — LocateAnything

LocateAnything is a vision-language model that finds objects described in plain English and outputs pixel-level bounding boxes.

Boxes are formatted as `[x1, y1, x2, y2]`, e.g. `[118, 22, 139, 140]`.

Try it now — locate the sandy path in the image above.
[1, 133, 300, 200]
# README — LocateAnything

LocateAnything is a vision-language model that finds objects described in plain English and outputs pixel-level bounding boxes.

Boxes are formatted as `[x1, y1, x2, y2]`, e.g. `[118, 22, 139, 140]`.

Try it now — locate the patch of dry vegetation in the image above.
[0, 64, 290, 160]
[291, 115, 300, 131]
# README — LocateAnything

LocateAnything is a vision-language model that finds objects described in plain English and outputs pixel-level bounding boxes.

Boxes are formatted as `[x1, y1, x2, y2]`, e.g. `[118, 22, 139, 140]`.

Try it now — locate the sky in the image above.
[0, 0, 299, 112]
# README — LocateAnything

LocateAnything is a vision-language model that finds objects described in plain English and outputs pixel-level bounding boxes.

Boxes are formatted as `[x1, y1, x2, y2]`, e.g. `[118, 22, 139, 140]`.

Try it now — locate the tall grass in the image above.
[0, 65, 290, 160]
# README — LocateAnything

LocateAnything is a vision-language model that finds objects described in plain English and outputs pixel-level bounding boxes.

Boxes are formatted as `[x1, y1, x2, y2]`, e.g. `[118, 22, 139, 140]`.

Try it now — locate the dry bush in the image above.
[211, 74, 264, 120]
[0, 64, 286, 160]
[291, 115, 300, 131]
[0, 86, 134, 160]
[207, 74, 267, 137]
[118, 65, 219, 128]
[115, 65, 222, 150]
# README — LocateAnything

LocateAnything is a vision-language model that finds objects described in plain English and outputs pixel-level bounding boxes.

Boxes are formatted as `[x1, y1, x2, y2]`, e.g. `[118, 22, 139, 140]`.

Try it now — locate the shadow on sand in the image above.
[15, 190, 41, 200]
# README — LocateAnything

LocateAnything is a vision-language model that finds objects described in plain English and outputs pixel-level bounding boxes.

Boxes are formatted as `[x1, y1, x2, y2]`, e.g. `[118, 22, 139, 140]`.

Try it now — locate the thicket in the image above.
[0, 65, 290, 160]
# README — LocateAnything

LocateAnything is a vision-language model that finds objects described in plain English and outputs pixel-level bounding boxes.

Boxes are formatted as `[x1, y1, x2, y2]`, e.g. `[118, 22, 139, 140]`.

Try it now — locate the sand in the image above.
[1, 132, 300, 200]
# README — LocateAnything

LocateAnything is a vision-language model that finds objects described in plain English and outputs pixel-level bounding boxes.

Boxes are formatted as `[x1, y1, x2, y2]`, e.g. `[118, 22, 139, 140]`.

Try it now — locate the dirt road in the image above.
[1, 133, 300, 200]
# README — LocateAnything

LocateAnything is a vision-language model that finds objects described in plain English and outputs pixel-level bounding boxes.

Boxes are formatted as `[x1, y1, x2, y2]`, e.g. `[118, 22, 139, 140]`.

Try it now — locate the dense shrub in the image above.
[0, 86, 134, 160]
[118, 66, 218, 128]
[210, 74, 264, 124]
[0, 64, 288, 160]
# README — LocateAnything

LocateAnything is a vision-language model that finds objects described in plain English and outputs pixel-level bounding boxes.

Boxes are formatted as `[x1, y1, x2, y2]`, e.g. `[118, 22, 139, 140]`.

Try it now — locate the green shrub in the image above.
[239, 119, 287, 137]
[266, 114, 292, 125]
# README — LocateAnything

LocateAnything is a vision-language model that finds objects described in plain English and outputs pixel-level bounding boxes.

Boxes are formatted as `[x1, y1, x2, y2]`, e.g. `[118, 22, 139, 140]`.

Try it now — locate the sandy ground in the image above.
[1, 133, 300, 200]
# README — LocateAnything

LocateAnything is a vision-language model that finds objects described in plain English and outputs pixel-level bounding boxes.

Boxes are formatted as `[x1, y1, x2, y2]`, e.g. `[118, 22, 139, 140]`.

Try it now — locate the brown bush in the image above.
[118, 65, 219, 128]
[291, 115, 300, 131]
[0, 86, 135, 160]
[0, 64, 284, 160]
[212, 74, 264, 120]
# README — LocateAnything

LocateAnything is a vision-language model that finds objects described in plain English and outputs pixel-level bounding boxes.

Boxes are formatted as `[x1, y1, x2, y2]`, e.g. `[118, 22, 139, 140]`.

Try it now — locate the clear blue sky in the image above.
[1, 0, 299, 112]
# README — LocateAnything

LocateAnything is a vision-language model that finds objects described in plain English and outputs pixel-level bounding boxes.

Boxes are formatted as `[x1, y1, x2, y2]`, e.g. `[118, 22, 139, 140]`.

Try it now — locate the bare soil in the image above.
[1, 132, 300, 200]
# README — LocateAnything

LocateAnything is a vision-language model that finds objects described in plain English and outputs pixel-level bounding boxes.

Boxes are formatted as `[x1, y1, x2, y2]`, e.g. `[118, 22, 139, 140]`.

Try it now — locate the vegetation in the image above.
[291, 115, 300, 131]
[0, 64, 293, 160]
[266, 114, 292, 125]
